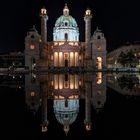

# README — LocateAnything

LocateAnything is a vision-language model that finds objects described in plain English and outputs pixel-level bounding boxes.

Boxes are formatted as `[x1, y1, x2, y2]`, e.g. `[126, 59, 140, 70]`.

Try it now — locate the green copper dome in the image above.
[55, 15, 78, 27]
[53, 4, 79, 42]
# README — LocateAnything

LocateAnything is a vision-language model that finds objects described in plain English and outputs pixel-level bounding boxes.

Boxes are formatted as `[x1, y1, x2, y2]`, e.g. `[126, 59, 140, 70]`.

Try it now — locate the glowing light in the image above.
[54, 42, 58, 45]
[42, 126, 48, 132]
[63, 3, 69, 16]
[85, 124, 91, 131]
[51, 81, 53, 86]
[69, 95, 79, 99]
[54, 52, 58, 67]
[69, 95, 74, 99]
[79, 81, 82, 85]
[58, 95, 64, 99]
[69, 42, 74, 46]
[85, 9, 91, 16]
[31, 91, 35, 97]
[70, 52, 74, 66]
[59, 42, 64, 46]
[74, 42, 78, 46]
[18, 86, 21, 89]
[30, 44, 35, 50]
[75, 75, 79, 89]
[96, 57, 102, 70]
[70, 75, 74, 89]
[59, 74, 63, 89]
[75, 52, 79, 66]
[54, 75, 58, 89]
[59, 52, 63, 67]
[96, 72, 102, 84]
[54, 96, 58, 99]
[41, 8, 47, 15]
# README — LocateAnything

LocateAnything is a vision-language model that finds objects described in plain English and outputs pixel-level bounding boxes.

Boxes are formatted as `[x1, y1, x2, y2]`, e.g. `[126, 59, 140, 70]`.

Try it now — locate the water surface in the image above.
[0, 72, 140, 139]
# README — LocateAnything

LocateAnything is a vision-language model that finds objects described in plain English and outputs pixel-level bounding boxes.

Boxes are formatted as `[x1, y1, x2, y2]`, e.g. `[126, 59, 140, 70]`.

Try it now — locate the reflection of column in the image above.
[58, 52, 59, 67]
[59, 74, 63, 89]
[70, 75, 74, 89]
[84, 82, 92, 131]
[75, 75, 78, 89]
[54, 75, 58, 89]
[41, 89, 49, 132]
[63, 52, 65, 67]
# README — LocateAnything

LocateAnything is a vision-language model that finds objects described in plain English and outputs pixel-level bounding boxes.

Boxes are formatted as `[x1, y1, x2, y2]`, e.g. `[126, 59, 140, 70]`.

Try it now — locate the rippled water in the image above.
[0, 72, 140, 139]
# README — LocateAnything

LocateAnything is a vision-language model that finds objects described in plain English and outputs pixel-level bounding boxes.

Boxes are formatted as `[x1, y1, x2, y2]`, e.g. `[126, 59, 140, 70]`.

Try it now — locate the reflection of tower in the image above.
[41, 84, 49, 132]
[25, 73, 40, 113]
[84, 77, 92, 131]
[84, 9, 92, 66]
[92, 72, 106, 112]
[84, 74, 92, 131]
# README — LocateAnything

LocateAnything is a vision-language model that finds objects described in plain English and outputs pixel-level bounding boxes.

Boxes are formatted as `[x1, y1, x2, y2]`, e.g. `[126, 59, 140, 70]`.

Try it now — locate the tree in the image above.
[117, 51, 127, 67]
[126, 49, 135, 67]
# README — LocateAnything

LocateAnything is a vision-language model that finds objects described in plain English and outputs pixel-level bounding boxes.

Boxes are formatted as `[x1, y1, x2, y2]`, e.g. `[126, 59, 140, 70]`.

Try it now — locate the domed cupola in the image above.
[53, 4, 79, 42]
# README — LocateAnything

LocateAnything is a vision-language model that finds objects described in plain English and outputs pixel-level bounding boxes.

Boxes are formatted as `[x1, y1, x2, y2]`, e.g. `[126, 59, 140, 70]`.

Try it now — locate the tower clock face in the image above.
[30, 44, 35, 49]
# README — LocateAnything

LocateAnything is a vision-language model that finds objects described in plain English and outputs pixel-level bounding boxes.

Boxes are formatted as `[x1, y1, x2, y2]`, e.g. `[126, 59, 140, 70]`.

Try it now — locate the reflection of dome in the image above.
[54, 99, 79, 125]
[55, 15, 78, 27]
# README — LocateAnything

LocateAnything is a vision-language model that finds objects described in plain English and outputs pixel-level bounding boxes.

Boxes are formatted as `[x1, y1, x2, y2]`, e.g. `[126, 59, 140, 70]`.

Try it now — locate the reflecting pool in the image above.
[0, 72, 140, 139]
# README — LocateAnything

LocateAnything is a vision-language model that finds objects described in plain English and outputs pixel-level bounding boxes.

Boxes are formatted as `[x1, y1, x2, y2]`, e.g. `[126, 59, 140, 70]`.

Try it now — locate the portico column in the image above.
[69, 53, 70, 67]
[63, 52, 64, 67]
[58, 52, 59, 67]
[74, 52, 75, 66]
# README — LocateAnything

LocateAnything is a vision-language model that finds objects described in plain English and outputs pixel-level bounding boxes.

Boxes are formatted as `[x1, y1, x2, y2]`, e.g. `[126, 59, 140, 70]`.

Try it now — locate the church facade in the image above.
[25, 4, 107, 71]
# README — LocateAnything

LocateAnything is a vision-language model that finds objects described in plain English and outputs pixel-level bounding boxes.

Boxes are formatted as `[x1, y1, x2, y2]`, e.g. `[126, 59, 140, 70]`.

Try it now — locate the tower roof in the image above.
[29, 25, 38, 32]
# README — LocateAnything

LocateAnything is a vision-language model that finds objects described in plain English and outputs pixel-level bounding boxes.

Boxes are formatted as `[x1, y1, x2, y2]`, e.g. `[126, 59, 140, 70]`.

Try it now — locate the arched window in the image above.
[31, 35, 34, 38]
[55, 35, 57, 40]
[65, 22, 68, 26]
[75, 36, 77, 41]
[64, 33, 68, 40]
[97, 35, 101, 39]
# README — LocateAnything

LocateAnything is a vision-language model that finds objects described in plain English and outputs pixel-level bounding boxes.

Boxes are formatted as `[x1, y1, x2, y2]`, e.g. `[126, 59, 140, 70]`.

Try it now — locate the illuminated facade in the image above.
[25, 4, 107, 71]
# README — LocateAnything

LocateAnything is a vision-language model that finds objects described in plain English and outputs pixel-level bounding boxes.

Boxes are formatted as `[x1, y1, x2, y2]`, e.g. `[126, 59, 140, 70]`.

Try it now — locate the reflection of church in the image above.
[25, 4, 107, 71]
[25, 72, 106, 134]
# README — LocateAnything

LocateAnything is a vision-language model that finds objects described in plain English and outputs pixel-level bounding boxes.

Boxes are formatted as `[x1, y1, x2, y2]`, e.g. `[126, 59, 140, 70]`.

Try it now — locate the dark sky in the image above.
[0, 0, 140, 52]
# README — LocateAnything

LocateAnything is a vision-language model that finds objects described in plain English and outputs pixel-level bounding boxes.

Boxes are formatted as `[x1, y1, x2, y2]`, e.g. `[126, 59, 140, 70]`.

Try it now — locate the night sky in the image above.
[0, 0, 140, 52]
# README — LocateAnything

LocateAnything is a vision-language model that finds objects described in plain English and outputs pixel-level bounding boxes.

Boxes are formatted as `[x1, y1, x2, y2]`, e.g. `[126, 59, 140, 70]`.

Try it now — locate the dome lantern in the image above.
[63, 3, 69, 16]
